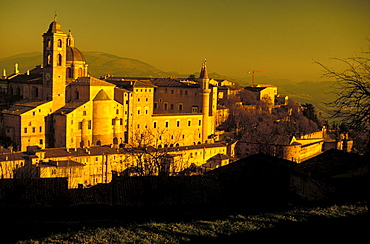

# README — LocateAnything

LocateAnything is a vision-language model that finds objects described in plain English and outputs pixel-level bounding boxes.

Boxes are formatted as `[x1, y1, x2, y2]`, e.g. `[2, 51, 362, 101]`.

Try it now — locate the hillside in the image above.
[0, 51, 171, 78]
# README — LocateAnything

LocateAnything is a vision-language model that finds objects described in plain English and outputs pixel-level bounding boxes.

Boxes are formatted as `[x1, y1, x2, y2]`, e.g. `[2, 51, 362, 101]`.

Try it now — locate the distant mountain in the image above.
[275, 80, 338, 118]
[0, 51, 174, 78]
[0, 52, 42, 75]
[1, 52, 338, 118]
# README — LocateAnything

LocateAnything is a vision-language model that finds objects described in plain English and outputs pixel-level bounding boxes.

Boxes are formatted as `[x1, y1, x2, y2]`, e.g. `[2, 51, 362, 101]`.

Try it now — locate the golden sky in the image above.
[1, 0, 369, 82]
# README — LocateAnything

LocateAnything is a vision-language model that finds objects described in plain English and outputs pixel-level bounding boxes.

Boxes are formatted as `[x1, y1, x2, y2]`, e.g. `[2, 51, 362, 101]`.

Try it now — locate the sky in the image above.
[1, 0, 369, 82]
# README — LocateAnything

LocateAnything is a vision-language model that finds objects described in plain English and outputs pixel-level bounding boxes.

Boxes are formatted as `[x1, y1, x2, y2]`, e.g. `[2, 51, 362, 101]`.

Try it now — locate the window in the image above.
[153, 121, 157, 128]
[39, 139, 43, 144]
[58, 39, 62, 48]
[75, 90, 79, 100]
[83, 110, 86, 116]
[57, 54, 62, 66]
[188, 120, 191, 126]
[165, 121, 169, 127]
[47, 54, 51, 65]
[39, 126, 42, 132]
[24, 128, 27, 133]
[67, 68, 73, 78]
[32, 111, 36, 116]
[171, 90, 174, 94]
[32, 127, 36, 133]
[78, 122, 82, 130]
[198, 120, 202, 126]
[185, 91, 188, 95]
[176, 120, 180, 127]
[137, 109, 141, 115]
[159, 98, 162, 103]
[71, 120, 73, 125]
[154, 102, 158, 109]
[164, 102, 168, 110]
[88, 120, 92, 129]
[112, 119, 115, 125]
[178, 103, 183, 111]
[116, 109, 119, 115]
[192, 106, 199, 113]
[170, 104, 174, 110]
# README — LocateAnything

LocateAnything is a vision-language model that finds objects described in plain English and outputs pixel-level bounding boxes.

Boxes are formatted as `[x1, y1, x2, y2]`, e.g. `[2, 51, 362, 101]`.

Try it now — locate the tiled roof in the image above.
[2, 100, 49, 115]
[53, 101, 86, 115]
[0, 152, 26, 161]
[209, 153, 231, 160]
[93, 89, 111, 101]
[105, 78, 156, 89]
[38, 160, 84, 167]
[244, 86, 266, 92]
[7, 73, 43, 84]
[43, 146, 120, 159]
[151, 78, 199, 88]
[73, 77, 115, 86]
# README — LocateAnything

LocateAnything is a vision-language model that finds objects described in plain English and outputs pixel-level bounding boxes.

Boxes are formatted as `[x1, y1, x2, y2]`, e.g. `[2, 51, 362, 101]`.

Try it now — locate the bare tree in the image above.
[315, 44, 370, 154]
[125, 128, 182, 176]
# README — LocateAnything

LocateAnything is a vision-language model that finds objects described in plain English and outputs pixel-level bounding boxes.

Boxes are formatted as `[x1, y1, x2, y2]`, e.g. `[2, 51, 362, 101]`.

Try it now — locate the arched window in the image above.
[74, 90, 79, 100]
[46, 39, 51, 48]
[96, 140, 101, 146]
[57, 54, 62, 66]
[78, 68, 83, 77]
[58, 39, 62, 48]
[67, 67, 73, 78]
[47, 54, 51, 65]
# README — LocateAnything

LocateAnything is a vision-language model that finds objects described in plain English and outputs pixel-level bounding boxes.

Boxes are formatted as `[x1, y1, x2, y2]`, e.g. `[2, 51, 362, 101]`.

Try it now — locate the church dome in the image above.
[66, 46, 86, 63]
[47, 20, 63, 33]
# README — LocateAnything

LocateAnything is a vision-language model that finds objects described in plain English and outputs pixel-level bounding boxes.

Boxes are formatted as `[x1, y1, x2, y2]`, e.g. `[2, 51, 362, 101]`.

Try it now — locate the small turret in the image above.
[14, 63, 20, 74]
[2, 68, 6, 79]
[67, 30, 75, 47]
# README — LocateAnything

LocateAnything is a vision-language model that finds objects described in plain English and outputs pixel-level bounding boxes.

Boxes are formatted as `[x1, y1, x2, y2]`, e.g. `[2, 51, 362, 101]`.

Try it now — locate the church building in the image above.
[1, 18, 218, 152]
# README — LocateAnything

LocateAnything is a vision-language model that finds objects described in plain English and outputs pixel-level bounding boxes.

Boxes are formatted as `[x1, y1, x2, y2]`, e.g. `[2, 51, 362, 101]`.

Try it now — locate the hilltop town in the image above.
[0, 19, 352, 189]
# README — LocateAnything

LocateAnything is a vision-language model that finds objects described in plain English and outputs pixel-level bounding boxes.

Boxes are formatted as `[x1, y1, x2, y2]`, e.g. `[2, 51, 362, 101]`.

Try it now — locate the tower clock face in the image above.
[45, 72, 51, 81]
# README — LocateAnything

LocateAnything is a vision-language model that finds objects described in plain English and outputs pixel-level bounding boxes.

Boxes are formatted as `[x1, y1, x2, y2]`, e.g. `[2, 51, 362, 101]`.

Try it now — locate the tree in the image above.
[315, 44, 370, 154]
[125, 128, 182, 176]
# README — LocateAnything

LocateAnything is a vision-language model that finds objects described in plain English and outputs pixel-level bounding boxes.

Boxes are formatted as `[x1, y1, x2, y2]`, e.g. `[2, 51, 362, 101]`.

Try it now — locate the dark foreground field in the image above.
[1, 201, 367, 244]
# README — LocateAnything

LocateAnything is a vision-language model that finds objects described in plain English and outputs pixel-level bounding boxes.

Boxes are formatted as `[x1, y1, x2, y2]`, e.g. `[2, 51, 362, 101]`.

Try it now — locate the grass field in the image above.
[13, 201, 367, 244]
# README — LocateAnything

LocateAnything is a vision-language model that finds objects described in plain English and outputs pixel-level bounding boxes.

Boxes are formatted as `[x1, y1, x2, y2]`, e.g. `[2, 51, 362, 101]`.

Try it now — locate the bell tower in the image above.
[42, 16, 67, 110]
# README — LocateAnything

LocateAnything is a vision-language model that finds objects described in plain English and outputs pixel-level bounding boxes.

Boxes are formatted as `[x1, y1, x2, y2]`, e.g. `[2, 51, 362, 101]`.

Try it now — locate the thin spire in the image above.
[199, 59, 208, 79]
[67, 29, 74, 47]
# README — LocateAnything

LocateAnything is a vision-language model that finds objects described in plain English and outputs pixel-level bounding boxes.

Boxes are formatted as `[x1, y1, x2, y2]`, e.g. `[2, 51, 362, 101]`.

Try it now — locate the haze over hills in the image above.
[0, 52, 336, 118]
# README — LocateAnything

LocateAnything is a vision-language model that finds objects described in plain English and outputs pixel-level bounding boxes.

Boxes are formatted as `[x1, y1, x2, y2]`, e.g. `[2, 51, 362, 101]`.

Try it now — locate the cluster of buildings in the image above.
[0, 19, 350, 188]
[0, 18, 239, 187]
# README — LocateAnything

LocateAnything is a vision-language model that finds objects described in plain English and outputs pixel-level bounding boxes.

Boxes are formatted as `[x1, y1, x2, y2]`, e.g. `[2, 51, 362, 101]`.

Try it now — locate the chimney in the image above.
[2, 68, 6, 79]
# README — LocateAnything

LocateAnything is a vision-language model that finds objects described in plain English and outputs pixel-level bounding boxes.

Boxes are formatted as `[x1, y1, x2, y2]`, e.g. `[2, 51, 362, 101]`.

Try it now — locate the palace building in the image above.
[1, 18, 219, 152]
